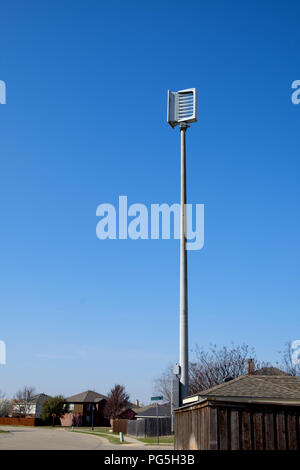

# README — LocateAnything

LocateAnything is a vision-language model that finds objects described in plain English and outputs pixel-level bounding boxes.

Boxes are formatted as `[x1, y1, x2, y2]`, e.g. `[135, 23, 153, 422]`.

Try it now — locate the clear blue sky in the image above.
[0, 0, 300, 403]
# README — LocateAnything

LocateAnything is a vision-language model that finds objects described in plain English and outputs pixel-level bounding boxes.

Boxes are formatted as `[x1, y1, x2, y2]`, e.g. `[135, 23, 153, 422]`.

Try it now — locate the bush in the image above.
[40, 395, 69, 424]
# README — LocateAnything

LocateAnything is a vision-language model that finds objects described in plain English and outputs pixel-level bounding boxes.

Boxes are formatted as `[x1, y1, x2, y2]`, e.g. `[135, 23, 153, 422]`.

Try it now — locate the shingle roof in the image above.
[189, 375, 300, 402]
[134, 404, 171, 418]
[30, 393, 51, 403]
[66, 390, 107, 403]
[254, 367, 289, 376]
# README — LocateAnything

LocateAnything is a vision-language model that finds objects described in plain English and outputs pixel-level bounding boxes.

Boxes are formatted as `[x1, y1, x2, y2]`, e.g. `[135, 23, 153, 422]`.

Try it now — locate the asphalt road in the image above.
[0, 426, 171, 450]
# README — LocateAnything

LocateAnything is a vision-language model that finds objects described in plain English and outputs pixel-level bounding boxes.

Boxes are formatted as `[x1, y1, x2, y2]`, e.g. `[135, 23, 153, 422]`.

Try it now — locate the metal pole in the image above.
[156, 402, 159, 445]
[179, 122, 189, 404]
[171, 378, 173, 434]
[91, 404, 94, 430]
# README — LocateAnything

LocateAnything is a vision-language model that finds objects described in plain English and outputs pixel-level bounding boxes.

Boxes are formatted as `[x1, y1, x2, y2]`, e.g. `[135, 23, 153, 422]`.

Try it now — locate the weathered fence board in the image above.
[174, 400, 300, 450]
[230, 410, 239, 450]
[287, 414, 297, 450]
[209, 407, 218, 450]
[276, 412, 286, 450]
[127, 417, 171, 438]
[264, 412, 275, 450]
[219, 408, 228, 450]
[242, 411, 251, 450]
[253, 412, 263, 450]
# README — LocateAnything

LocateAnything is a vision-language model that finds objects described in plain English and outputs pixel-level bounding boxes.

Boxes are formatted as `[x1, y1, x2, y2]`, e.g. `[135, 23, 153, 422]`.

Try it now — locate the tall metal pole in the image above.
[91, 404, 94, 430]
[156, 402, 159, 445]
[179, 122, 189, 403]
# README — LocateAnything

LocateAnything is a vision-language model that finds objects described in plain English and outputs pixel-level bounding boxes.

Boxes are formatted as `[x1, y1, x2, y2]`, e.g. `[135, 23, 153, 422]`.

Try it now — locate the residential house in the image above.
[117, 406, 137, 420]
[133, 403, 171, 420]
[12, 393, 51, 419]
[60, 390, 109, 426]
[126, 403, 172, 437]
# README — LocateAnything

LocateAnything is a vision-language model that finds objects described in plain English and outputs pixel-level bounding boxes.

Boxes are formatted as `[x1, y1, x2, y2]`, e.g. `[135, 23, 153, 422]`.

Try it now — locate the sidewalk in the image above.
[69, 428, 173, 449]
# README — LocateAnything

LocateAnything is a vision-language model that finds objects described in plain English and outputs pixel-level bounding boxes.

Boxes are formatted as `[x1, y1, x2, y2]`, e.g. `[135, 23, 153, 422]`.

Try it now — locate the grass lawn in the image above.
[0, 430, 8, 433]
[71, 429, 127, 445]
[70, 427, 173, 446]
[135, 436, 174, 446]
[73, 426, 111, 433]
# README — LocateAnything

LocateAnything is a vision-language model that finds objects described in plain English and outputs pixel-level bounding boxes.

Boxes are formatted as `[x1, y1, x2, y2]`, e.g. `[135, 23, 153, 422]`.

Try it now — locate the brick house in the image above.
[60, 390, 109, 427]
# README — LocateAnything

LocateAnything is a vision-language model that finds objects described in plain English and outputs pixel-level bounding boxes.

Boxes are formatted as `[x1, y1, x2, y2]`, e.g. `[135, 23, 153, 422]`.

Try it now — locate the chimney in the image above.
[135, 399, 139, 407]
[246, 358, 255, 375]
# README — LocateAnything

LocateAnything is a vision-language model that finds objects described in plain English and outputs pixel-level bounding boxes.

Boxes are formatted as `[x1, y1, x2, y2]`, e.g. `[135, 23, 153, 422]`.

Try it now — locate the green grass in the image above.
[135, 436, 174, 446]
[71, 429, 127, 445]
[73, 426, 111, 433]
[0, 430, 8, 434]
[70, 426, 173, 446]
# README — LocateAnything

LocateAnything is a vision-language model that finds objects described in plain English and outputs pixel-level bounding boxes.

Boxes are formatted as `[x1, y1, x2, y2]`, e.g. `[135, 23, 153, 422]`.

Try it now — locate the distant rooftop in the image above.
[133, 403, 171, 418]
[27, 393, 51, 404]
[254, 366, 290, 376]
[66, 390, 107, 403]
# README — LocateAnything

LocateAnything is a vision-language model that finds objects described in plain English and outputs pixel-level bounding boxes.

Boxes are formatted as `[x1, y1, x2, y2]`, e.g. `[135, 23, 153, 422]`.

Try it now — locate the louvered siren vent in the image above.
[167, 88, 197, 128]
[178, 91, 194, 120]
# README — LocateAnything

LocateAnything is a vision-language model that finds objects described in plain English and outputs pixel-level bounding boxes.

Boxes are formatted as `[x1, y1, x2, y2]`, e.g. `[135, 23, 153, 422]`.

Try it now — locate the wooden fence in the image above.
[174, 399, 300, 450]
[0, 417, 36, 426]
[112, 419, 127, 434]
[127, 417, 171, 438]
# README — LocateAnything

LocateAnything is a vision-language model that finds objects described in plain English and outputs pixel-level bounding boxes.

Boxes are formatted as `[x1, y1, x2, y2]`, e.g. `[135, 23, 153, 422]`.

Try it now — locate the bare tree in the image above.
[154, 343, 271, 398]
[0, 399, 11, 417]
[0, 390, 10, 417]
[189, 343, 265, 393]
[104, 385, 130, 420]
[153, 363, 173, 402]
[280, 341, 300, 377]
[12, 386, 36, 417]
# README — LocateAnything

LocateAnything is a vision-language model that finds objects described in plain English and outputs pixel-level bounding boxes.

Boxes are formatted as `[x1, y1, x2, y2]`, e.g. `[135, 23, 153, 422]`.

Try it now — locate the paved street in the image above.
[0, 427, 172, 450]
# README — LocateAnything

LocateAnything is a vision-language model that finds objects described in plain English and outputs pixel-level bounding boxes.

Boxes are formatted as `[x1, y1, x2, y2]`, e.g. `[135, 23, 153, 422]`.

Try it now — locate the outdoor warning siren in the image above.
[167, 88, 197, 128]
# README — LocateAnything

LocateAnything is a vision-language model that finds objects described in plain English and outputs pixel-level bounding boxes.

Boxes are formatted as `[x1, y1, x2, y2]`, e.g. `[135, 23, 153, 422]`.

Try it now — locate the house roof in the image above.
[134, 404, 171, 418]
[29, 393, 51, 404]
[66, 390, 107, 403]
[186, 375, 300, 404]
[253, 366, 290, 376]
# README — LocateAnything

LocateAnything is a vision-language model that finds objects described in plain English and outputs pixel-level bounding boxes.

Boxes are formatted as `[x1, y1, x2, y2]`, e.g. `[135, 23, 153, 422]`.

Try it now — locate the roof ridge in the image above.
[196, 375, 248, 396]
[66, 390, 108, 402]
[251, 375, 298, 379]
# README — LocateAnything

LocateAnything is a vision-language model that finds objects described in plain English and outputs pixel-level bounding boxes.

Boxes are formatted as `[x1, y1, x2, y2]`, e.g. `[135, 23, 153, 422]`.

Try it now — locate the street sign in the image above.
[150, 396, 163, 444]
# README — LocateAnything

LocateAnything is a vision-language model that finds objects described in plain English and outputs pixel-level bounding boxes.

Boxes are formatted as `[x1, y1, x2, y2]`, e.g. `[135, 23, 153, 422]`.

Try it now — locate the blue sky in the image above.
[0, 0, 300, 403]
